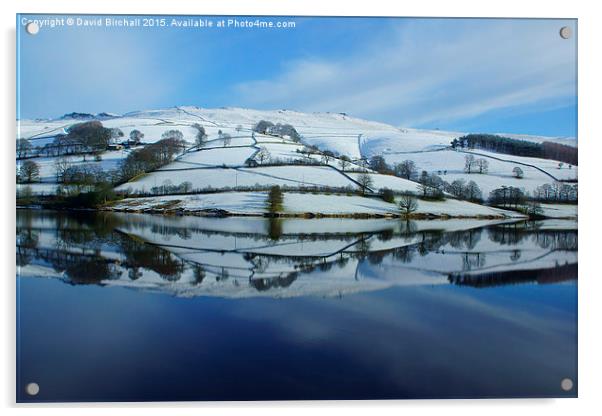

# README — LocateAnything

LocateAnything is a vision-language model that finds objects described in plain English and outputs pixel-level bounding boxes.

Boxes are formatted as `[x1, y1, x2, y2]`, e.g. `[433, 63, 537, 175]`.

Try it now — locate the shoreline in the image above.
[17, 204, 580, 221]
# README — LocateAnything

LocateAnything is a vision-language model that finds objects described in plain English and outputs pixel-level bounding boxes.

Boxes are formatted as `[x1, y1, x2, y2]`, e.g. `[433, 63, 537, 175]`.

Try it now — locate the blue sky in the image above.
[17, 15, 577, 138]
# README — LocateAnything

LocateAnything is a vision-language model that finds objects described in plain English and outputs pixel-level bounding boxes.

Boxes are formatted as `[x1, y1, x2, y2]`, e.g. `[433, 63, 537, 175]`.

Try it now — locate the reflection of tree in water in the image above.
[244, 253, 270, 274]
[532, 231, 577, 251]
[128, 267, 143, 281]
[26, 248, 121, 285]
[367, 251, 386, 265]
[318, 260, 334, 271]
[267, 218, 283, 241]
[336, 255, 349, 268]
[191, 264, 206, 285]
[488, 226, 529, 246]
[417, 231, 445, 256]
[377, 229, 394, 242]
[488, 225, 577, 251]
[449, 262, 577, 288]
[400, 220, 418, 236]
[63, 257, 121, 285]
[462, 252, 486, 271]
[250, 271, 298, 291]
[16, 227, 39, 267]
[393, 246, 414, 263]
[56, 228, 103, 255]
[116, 234, 184, 282]
[448, 229, 482, 250]
[17, 210, 579, 294]
[149, 224, 192, 241]
[55, 212, 123, 253]
[353, 236, 371, 259]
[217, 267, 229, 282]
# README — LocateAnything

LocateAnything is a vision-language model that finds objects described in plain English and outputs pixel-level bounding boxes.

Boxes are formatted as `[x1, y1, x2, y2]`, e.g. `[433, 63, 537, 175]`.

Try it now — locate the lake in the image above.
[16, 209, 577, 402]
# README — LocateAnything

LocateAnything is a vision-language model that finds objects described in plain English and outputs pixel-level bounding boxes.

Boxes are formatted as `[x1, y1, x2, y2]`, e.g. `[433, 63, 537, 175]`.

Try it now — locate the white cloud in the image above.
[232, 19, 577, 128]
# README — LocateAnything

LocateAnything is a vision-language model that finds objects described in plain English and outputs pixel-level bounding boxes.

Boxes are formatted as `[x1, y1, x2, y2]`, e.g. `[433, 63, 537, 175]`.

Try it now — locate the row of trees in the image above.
[253, 120, 302, 142]
[542, 141, 578, 166]
[532, 182, 578, 202]
[444, 179, 483, 202]
[29, 121, 113, 160]
[119, 136, 187, 181]
[17, 160, 40, 183]
[488, 182, 577, 216]
[451, 134, 577, 166]
[464, 155, 489, 174]
[417, 171, 445, 199]
[452, 134, 542, 157]
[17, 122, 143, 160]
[488, 186, 528, 209]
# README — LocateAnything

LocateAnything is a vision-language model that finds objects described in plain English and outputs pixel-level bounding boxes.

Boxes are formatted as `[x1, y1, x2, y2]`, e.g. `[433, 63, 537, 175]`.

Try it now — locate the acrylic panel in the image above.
[16, 14, 578, 402]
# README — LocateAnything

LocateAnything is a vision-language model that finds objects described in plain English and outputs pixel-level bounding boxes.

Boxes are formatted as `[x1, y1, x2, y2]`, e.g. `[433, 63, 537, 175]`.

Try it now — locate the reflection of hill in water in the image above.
[449, 262, 577, 288]
[17, 210, 577, 298]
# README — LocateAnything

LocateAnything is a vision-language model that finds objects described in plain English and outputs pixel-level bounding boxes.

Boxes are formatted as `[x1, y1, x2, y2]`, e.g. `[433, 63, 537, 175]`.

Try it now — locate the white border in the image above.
[2, 1, 600, 414]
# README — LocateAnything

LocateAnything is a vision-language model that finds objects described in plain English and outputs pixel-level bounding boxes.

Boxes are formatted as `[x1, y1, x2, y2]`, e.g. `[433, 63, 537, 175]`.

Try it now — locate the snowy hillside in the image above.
[17, 106, 577, 219]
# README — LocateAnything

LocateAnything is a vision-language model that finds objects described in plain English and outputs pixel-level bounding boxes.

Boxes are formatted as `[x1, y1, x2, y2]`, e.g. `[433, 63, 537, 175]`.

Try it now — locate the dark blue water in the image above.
[16, 211, 577, 402]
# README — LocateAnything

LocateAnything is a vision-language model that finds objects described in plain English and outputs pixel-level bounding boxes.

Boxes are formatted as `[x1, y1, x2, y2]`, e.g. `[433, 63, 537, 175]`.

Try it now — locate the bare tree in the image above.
[475, 158, 489, 174]
[129, 129, 144, 144]
[111, 128, 124, 141]
[339, 155, 351, 171]
[222, 134, 232, 147]
[448, 179, 466, 198]
[465, 181, 482, 202]
[161, 129, 184, 141]
[180, 181, 193, 193]
[192, 123, 207, 147]
[464, 154, 476, 173]
[512, 166, 524, 179]
[417, 171, 444, 199]
[161, 130, 186, 154]
[356, 172, 373, 196]
[300, 148, 313, 160]
[369, 155, 389, 173]
[256, 146, 271, 165]
[54, 157, 71, 183]
[17, 138, 32, 159]
[399, 194, 418, 217]
[19, 160, 40, 183]
[395, 160, 417, 180]
[321, 151, 334, 165]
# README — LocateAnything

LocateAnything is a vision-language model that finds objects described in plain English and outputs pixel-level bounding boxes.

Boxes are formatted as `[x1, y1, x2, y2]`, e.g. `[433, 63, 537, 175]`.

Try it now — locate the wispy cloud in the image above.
[232, 19, 576, 128]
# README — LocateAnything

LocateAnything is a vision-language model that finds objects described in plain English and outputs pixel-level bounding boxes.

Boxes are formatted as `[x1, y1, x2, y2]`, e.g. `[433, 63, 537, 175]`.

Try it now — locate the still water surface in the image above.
[16, 209, 577, 401]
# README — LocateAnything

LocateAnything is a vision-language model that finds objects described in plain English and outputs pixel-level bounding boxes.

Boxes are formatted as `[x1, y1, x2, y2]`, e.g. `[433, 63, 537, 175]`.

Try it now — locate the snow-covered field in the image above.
[30, 150, 130, 183]
[347, 172, 419, 193]
[382, 148, 575, 196]
[539, 204, 578, 219]
[110, 191, 524, 219]
[164, 147, 256, 169]
[116, 165, 357, 194]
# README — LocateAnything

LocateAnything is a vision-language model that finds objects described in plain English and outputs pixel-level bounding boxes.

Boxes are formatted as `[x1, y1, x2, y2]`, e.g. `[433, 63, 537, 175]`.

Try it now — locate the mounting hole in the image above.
[25, 382, 40, 396]
[25, 22, 40, 35]
[561, 378, 574, 391]
[559, 26, 572, 39]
